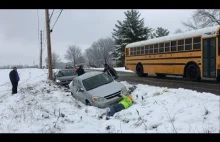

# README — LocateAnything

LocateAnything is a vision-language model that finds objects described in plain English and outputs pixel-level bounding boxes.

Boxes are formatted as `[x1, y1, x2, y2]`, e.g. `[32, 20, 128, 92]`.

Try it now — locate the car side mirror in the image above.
[78, 88, 84, 92]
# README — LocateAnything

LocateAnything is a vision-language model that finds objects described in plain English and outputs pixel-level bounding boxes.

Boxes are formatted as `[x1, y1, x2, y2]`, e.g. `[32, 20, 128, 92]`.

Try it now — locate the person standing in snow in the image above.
[105, 94, 133, 120]
[9, 67, 20, 94]
[76, 65, 85, 76]
[103, 64, 118, 80]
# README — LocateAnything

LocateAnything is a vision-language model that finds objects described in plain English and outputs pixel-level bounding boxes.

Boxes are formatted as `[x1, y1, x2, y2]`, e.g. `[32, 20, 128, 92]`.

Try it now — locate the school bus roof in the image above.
[126, 25, 220, 48]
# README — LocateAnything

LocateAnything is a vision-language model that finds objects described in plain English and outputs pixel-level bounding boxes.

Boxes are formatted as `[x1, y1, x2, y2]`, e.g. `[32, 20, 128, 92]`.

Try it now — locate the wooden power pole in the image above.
[40, 30, 43, 69]
[45, 9, 53, 80]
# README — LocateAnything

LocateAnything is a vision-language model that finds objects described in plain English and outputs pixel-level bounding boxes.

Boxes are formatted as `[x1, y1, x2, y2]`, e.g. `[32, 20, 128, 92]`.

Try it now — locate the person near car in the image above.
[9, 67, 20, 94]
[103, 64, 118, 80]
[106, 94, 133, 120]
[76, 65, 85, 76]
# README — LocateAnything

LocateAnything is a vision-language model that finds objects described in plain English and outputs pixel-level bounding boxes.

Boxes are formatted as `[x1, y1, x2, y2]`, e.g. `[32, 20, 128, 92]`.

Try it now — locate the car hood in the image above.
[87, 81, 124, 97]
[56, 75, 77, 81]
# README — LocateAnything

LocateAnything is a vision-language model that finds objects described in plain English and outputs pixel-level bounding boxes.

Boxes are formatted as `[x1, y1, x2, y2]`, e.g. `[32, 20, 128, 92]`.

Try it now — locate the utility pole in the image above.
[45, 9, 53, 80]
[40, 30, 43, 69]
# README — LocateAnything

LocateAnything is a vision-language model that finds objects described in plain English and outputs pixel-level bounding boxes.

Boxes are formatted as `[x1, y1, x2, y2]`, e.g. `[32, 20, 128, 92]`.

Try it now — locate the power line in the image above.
[50, 9, 63, 32]
[55, 10, 62, 14]
[37, 9, 40, 40]
[49, 9, 55, 21]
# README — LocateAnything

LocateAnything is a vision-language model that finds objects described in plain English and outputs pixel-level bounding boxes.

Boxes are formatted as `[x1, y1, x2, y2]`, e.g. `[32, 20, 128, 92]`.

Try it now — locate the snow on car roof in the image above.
[126, 25, 220, 48]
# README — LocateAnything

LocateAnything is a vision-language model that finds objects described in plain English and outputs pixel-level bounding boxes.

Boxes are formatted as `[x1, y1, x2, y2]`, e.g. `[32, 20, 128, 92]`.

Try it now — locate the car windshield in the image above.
[59, 70, 77, 76]
[82, 73, 114, 91]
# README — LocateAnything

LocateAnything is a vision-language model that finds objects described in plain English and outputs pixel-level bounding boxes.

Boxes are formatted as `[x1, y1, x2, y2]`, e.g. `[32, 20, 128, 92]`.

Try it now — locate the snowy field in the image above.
[0, 68, 219, 133]
[85, 67, 134, 73]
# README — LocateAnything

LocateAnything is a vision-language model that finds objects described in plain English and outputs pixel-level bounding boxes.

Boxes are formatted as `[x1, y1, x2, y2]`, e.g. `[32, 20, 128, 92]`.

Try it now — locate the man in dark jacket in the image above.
[9, 67, 20, 94]
[76, 65, 85, 76]
[103, 64, 118, 80]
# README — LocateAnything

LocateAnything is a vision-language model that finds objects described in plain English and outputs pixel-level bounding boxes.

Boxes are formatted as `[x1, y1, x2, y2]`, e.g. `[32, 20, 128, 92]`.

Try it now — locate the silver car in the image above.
[69, 71, 129, 108]
[54, 69, 78, 85]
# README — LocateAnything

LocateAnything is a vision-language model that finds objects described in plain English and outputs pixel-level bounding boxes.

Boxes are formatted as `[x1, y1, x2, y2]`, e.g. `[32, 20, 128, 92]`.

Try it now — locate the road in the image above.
[85, 69, 220, 95]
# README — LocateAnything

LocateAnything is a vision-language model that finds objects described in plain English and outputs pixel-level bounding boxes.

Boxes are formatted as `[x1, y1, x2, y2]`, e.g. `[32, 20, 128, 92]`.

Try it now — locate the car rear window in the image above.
[59, 70, 77, 76]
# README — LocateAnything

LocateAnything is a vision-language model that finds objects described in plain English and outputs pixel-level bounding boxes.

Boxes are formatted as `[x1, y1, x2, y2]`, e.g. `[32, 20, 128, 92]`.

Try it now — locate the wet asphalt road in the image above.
[85, 69, 220, 96]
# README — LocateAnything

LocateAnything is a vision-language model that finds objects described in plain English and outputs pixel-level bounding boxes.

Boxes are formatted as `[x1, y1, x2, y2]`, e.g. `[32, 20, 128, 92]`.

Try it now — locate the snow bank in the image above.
[0, 68, 219, 133]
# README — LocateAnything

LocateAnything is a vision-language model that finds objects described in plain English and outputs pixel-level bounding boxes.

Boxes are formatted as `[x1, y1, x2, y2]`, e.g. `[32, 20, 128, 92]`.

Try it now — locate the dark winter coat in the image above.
[76, 67, 85, 76]
[103, 66, 118, 79]
[9, 70, 20, 83]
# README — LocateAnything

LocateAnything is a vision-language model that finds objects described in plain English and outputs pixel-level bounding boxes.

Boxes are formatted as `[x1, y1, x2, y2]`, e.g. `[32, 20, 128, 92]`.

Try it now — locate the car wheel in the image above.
[86, 100, 91, 106]
[136, 64, 144, 77]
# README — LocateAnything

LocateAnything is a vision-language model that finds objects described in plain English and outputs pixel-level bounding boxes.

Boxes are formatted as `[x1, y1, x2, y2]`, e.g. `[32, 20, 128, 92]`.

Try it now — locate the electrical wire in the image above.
[37, 9, 40, 40]
[50, 9, 63, 32]
[49, 9, 55, 21]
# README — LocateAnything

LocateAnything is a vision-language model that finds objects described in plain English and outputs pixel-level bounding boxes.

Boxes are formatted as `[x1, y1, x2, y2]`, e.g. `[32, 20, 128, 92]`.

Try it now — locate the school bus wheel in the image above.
[185, 63, 201, 82]
[136, 63, 144, 77]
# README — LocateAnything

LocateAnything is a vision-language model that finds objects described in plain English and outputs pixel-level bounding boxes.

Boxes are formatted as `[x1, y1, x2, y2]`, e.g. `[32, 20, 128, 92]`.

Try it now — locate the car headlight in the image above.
[121, 86, 127, 95]
[92, 97, 106, 102]
[56, 80, 61, 82]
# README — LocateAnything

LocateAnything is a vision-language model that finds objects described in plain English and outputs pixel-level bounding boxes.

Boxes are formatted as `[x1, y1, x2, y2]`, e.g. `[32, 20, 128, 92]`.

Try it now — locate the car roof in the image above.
[77, 71, 103, 80]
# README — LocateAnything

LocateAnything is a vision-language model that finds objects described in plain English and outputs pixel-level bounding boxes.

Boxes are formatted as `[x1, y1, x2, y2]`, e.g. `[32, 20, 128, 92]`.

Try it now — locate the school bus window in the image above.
[126, 48, 129, 56]
[165, 42, 170, 52]
[178, 40, 184, 51]
[154, 44, 158, 53]
[159, 43, 164, 53]
[133, 47, 136, 55]
[137, 46, 141, 55]
[171, 41, 176, 52]
[185, 38, 192, 51]
[145, 45, 149, 54]
[193, 37, 201, 50]
[141, 46, 144, 55]
[149, 45, 153, 54]
[130, 48, 133, 56]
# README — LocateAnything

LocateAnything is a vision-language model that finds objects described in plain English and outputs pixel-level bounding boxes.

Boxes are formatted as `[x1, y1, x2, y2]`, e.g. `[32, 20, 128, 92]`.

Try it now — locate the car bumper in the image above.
[93, 96, 122, 108]
[55, 81, 71, 85]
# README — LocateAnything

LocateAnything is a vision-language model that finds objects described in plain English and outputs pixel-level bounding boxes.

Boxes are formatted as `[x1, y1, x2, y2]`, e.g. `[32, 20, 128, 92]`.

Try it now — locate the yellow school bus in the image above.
[125, 25, 220, 81]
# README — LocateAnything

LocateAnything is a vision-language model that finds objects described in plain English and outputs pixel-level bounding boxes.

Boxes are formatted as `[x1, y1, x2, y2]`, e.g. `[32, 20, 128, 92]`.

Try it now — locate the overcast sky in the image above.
[0, 9, 195, 66]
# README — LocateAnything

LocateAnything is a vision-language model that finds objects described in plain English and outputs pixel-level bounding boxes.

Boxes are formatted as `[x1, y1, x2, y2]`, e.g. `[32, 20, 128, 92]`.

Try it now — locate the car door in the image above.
[75, 80, 86, 103]
[71, 79, 79, 99]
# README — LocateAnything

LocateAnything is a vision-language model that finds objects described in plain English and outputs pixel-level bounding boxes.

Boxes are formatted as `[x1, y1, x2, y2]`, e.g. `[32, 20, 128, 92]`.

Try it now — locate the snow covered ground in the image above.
[0, 68, 219, 133]
[86, 67, 134, 73]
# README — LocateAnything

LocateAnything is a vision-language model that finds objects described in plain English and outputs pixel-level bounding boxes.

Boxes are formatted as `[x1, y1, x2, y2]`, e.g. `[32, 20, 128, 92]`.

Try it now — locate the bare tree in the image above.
[182, 15, 200, 30]
[78, 56, 86, 65]
[64, 45, 82, 67]
[45, 52, 61, 69]
[174, 28, 184, 34]
[86, 37, 115, 68]
[85, 48, 97, 67]
[182, 9, 220, 31]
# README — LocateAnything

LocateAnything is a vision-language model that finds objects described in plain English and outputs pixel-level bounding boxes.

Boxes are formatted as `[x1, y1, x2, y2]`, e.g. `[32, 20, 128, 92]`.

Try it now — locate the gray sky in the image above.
[0, 9, 195, 66]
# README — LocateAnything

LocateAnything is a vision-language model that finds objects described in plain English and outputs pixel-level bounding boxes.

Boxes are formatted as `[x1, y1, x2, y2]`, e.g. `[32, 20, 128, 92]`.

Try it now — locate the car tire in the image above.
[86, 100, 91, 106]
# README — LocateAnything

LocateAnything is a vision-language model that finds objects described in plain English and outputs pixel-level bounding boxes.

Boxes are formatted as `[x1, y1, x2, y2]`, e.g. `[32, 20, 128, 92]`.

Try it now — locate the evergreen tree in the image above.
[153, 27, 169, 38]
[112, 9, 153, 66]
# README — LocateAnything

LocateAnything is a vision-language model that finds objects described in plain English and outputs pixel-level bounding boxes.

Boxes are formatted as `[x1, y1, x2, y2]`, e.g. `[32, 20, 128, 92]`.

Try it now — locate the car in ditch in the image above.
[54, 69, 78, 85]
[69, 71, 129, 108]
